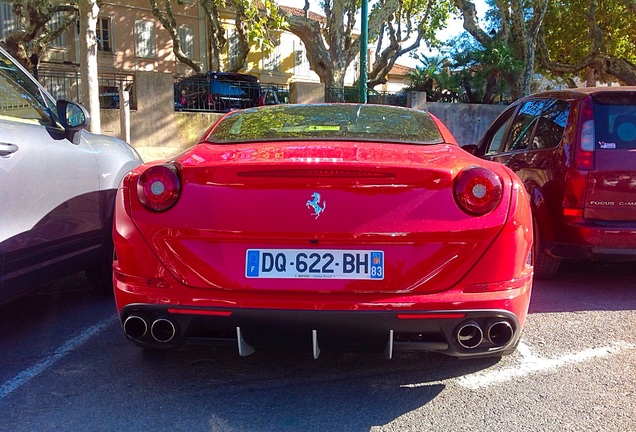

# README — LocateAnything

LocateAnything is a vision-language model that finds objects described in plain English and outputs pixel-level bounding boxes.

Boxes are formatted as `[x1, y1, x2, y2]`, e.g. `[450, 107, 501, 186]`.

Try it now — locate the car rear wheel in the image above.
[533, 220, 561, 279]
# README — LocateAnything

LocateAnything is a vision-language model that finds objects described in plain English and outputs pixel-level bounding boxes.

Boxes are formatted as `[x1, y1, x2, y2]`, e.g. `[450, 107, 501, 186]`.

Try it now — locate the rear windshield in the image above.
[205, 104, 444, 145]
[593, 92, 636, 149]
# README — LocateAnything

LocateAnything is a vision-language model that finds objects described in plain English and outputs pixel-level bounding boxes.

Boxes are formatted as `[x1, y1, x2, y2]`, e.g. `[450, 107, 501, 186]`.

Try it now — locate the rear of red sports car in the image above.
[113, 104, 533, 358]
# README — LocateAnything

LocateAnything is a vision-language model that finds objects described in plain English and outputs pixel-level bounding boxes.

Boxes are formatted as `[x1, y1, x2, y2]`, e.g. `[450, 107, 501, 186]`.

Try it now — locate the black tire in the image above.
[533, 220, 561, 279]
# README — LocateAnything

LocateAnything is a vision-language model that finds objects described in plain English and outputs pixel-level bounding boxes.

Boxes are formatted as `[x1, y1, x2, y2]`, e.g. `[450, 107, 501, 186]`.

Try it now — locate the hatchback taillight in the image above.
[575, 97, 595, 170]
[454, 166, 503, 215]
[137, 163, 181, 211]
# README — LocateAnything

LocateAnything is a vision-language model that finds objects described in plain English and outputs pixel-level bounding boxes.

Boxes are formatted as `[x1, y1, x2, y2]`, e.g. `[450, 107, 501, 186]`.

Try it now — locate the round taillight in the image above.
[137, 164, 181, 211]
[454, 166, 503, 215]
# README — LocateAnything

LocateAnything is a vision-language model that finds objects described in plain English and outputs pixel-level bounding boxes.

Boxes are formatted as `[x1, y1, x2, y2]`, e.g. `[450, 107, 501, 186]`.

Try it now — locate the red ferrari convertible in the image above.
[113, 104, 533, 358]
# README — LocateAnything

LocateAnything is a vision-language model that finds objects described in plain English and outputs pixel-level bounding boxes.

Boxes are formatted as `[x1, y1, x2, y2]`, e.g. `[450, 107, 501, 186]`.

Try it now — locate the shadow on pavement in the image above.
[529, 260, 636, 314]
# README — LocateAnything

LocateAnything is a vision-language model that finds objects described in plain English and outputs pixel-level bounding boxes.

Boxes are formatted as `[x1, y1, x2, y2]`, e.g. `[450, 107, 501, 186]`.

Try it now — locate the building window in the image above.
[135, 20, 156, 58]
[262, 36, 281, 72]
[0, 1, 16, 40]
[96, 17, 112, 52]
[178, 25, 194, 58]
[294, 39, 310, 76]
[49, 12, 68, 48]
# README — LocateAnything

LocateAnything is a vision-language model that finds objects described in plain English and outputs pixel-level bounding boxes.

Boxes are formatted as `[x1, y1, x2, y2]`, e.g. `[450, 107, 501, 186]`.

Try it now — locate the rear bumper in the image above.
[547, 220, 636, 260]
[548, 242, 636, 261]
[113, 181, 533, 358]
[118, 304, 522, 358]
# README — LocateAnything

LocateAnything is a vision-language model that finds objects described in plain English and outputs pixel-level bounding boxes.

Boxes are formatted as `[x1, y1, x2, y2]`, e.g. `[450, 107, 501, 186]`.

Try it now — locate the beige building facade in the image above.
[0, 0, 410, 91]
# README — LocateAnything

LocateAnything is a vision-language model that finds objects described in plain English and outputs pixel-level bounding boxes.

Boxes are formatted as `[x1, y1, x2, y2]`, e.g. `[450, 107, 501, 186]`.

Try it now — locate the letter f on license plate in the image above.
[245, 249, 384, 280]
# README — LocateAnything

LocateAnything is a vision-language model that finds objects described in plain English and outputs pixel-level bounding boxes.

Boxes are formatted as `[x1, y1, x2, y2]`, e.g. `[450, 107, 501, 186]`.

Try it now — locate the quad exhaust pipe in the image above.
[455, 319, 514, 350]
[123, 313, 515, 352]
[123, 315, 148, 340]
[151, 318, 177, 343]
[456, 321, 483, 349]
[123, 315, 177, 343]
[486, 320, 514, 347]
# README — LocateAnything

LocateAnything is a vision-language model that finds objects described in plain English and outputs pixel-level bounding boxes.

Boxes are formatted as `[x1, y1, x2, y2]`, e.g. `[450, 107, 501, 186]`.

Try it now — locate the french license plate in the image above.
[245, 249, 384, 280]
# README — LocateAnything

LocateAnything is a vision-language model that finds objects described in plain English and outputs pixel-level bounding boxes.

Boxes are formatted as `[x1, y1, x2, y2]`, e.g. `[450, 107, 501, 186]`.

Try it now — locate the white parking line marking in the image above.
[0, 317, 114, 400]
[457, 340, 636, 389]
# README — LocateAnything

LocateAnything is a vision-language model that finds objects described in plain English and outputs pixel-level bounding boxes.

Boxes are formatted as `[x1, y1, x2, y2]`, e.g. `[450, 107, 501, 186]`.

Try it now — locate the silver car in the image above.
[0, 47, 142, 303]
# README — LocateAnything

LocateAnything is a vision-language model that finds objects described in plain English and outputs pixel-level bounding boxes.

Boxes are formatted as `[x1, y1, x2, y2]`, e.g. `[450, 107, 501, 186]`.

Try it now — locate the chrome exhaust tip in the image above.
[487, 320, 514, 347]
[123, 315, 148, 340]
[456, 321, 483, 349]
[151, 318, 177, 343]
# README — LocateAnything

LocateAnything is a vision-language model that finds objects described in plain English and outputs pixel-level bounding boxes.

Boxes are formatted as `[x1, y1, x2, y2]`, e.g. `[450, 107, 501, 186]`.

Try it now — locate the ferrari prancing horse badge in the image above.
[306, 192, 326, 219]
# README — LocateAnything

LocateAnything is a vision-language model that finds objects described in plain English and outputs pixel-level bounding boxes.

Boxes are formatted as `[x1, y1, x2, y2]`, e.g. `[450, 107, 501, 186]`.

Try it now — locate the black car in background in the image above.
[175, 71, 262, 112]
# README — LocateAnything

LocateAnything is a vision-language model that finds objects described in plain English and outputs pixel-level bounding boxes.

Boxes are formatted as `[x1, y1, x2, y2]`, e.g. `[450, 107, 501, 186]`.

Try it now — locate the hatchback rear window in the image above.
[206, 104, 444, 145]
[593, 92, 636, 149]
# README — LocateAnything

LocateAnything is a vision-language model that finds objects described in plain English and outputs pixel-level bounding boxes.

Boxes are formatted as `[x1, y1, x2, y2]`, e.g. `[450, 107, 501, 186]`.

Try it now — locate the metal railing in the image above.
[38, 69, 81, 102]
[261, 84, 290, 105]
[325, 86, 359, 103]
[36, 68, 135, 109]
[325, 87, 408, 107]
[97, 73, 135, 109]
[174, 75, 289, 112]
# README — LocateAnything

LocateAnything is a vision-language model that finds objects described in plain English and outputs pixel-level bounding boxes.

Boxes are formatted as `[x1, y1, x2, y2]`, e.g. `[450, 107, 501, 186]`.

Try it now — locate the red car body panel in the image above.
[113, 104, 533, 358]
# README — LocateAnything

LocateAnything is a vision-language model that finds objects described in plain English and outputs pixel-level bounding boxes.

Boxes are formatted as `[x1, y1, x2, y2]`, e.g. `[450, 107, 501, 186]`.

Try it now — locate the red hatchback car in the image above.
[467, 87, 636, 278]
[113, 104, 533, 359]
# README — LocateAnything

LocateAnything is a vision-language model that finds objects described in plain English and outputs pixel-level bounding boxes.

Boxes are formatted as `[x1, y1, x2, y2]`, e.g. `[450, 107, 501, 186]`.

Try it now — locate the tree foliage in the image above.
[367, 0, 455, 88]
[453, 39, 522, 103]
[452, 0, 548, 98]
[406, 55, 461, 102]
[151, 0, 286, 73]
[410, 37, 522, 104]
[539, 0, 636, 85]
[1, 0, 80, 71]
[453, 0, 636, 92]
[282, 0, 454, 89]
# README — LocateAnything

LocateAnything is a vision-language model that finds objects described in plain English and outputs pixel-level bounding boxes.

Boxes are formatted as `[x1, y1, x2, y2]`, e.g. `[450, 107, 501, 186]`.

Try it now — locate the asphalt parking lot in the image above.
[0, 261, 634, 432]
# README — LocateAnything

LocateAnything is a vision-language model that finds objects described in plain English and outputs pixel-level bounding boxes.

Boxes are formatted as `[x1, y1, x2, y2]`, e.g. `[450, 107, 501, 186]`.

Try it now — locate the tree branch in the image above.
[150, 0, 203, 73]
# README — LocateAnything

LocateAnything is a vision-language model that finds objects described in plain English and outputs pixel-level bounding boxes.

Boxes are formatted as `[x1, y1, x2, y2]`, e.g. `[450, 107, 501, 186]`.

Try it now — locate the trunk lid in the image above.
[585, 150, 636, 221]
[130, 142, 512, 294]
[584, 92, 636, 221]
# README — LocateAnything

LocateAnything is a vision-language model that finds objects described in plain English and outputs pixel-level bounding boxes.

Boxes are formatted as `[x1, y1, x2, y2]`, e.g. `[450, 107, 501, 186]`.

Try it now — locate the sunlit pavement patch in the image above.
[455, 341, 636, 389]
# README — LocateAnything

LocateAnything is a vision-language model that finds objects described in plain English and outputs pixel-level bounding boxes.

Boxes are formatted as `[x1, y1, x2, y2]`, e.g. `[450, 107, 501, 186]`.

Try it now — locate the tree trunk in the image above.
[586, 67, 596, 87]
[521, 43, 536, 96]
[3, 2, 78, 71]
[201, 0, 227, 72]
[285, 13, 343, 90]
[228, 6, 249, 72]
[79, 0, 100, 134]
